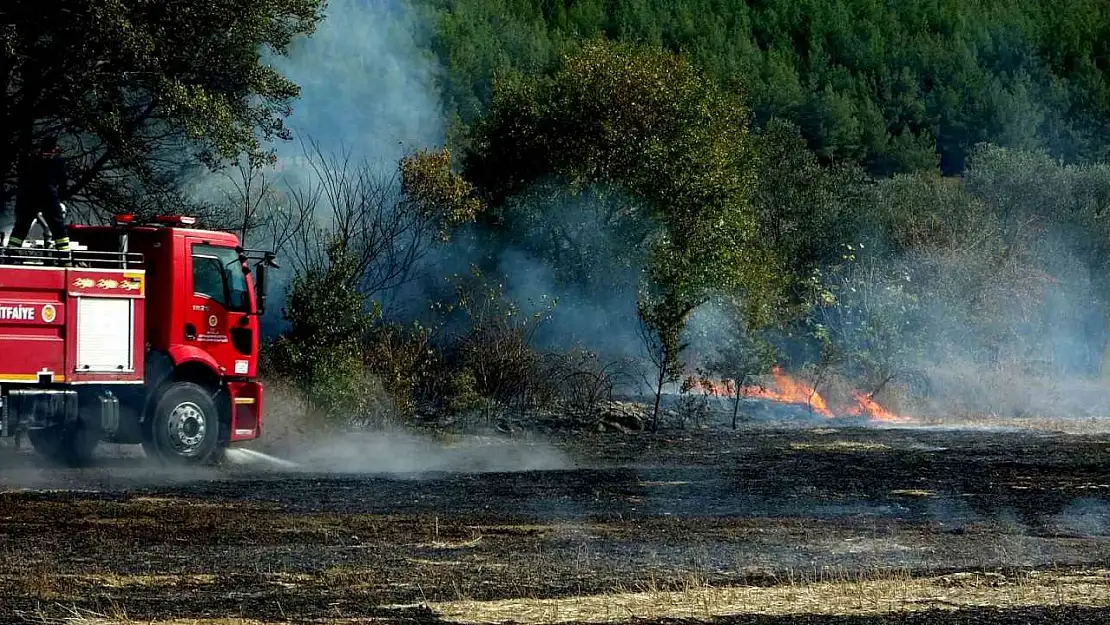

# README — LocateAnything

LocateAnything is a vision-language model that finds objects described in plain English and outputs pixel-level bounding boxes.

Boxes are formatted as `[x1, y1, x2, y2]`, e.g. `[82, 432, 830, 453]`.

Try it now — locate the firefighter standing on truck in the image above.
[6, 136, 71, 252]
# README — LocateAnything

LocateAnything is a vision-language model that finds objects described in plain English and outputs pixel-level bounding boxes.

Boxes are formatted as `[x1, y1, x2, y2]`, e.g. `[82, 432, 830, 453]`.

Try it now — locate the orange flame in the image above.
[740, 366, 833, 417]
[845, 390, 911, 423]
[698, 366, 911, 423]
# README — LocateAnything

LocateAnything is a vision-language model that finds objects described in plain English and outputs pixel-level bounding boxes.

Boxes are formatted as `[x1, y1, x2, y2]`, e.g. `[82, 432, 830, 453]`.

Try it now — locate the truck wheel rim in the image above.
[168, 401, 207, 454]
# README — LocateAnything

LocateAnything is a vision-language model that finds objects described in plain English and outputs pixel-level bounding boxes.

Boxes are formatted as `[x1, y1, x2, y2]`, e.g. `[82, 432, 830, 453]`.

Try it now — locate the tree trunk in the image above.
[651, 356, 667, 433]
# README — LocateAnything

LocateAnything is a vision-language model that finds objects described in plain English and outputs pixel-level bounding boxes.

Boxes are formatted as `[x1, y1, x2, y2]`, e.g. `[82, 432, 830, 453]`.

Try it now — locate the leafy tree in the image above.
[699, 306, 779, 429]
[462, 39, 784, 427]
[1, 0, 324, 217]
[258, 141, 484, 421]
[808, 243, 925, 398]
[751, 118, 871, 304]
[267, 140, 483, 303]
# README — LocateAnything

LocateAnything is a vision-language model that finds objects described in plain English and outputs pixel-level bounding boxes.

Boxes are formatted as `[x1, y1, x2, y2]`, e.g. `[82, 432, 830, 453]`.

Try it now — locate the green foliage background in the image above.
[419, 0, 1110, 175]
[13, 0, 1110, 426]
[282, 0, 1110, 423]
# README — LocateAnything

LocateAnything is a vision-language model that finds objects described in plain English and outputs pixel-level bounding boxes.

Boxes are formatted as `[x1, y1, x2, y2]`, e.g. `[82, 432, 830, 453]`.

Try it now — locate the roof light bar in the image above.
[154, 215, 197, 225]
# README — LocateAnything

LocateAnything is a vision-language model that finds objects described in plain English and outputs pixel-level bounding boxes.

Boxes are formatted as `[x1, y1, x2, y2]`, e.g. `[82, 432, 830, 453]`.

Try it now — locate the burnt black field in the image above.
[0, 424, 1108, 624]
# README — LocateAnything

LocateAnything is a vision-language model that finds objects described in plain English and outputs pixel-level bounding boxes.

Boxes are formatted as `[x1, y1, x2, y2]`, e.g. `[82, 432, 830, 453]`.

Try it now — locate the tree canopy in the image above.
[463, 39, 781, 320]
[420, 0, 1110, 176]
[1, 0, 324, 217]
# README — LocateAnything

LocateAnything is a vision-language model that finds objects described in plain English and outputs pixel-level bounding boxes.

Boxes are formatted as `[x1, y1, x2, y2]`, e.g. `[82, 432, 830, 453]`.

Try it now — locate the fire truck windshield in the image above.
[192, 244, 250, 313]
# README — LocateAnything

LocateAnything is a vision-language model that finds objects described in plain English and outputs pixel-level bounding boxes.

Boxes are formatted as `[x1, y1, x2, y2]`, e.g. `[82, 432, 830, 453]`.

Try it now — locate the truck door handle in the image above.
[185, 323, 196, 340]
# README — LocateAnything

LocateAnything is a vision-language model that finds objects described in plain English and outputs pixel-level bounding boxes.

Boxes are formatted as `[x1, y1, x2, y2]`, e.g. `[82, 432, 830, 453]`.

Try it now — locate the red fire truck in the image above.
[0, 214, 277, 466]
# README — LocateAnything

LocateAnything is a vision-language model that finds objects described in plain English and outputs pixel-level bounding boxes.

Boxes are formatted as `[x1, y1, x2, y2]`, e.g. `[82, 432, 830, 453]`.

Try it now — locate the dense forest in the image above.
[420, 0, 1110, 175]
[6, 0, 1110, 431]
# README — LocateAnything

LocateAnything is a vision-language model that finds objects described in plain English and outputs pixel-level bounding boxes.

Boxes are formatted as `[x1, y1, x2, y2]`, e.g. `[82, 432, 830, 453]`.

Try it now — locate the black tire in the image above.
[28, 424, 100, 467]
[142, 381, 221, 464]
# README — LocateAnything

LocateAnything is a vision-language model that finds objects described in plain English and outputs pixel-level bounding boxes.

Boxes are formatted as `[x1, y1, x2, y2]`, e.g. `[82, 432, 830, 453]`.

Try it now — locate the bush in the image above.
[262, 239, 382, 427]
[545, 348, 639, 417]
[363, 320, 439, 420]
[434, 268, 557, 421]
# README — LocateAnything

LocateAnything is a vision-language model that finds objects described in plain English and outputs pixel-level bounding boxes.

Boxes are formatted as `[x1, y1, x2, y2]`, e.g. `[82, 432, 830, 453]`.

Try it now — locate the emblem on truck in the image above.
[41, 304, 56, 323]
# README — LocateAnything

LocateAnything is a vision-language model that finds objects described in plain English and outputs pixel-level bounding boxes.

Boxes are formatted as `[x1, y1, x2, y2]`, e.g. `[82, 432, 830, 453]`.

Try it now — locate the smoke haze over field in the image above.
[249, 430, 572, 474]
[187, 0, 451, 332]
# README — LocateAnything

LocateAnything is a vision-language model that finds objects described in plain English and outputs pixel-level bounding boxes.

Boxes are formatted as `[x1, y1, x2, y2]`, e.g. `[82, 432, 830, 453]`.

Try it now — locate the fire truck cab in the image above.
[0, 214, 276, 465]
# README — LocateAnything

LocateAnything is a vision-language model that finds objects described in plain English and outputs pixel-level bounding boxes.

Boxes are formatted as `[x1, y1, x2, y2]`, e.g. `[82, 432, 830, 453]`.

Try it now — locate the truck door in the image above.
[185, 242, 254, 377]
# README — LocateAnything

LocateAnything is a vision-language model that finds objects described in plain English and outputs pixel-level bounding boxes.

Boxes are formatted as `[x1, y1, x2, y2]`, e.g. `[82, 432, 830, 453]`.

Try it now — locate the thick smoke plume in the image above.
[272, 0, 445, 165]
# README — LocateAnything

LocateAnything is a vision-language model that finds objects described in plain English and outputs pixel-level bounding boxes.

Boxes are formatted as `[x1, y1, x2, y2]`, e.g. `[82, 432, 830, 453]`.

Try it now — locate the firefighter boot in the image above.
[3, 237, 29, 262]
[54, 237, 73, 267]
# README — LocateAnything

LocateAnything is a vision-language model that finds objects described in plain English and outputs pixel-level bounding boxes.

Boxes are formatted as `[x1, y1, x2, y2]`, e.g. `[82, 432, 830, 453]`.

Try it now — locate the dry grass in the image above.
[789, 441, 891, 452]
[35, 569, 1110, 625]
[890, 489, 934, 497]
[414, 536, 485, 550]
[425, 569, 1110, 624]
[915, 413, 1110, 435]
[0, 572, 220, 601]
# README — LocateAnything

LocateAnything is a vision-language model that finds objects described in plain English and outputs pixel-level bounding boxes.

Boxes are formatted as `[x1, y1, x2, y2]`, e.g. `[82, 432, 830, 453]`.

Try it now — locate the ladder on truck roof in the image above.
[0, 245, 144, 270]
[2, 205, 145, 269]
[0, 203, 149, 270]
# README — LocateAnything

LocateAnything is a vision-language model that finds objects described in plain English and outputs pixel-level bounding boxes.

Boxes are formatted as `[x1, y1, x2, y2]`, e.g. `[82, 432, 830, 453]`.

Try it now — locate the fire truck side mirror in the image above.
[254, 261, 268, 316]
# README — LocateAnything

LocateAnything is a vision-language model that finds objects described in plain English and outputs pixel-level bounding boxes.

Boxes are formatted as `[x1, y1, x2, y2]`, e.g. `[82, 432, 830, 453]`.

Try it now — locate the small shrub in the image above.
[262, 240, 382, 427]
[363, 320, 439, 419]
[547, 348, 639, 417]
[676, 376, 713, 428]
[436, 268, 556, 420]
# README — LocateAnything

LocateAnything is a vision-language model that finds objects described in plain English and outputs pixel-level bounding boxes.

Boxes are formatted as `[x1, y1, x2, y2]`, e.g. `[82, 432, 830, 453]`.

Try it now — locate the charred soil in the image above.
[0, 425, 1107, 624]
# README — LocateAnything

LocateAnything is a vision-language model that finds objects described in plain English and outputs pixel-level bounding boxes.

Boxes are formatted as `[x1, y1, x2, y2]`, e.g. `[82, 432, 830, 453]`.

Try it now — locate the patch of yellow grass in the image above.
[414, 536, 484, 550]
[34, 569, 1110, 625]
[125, 496, 253, 509]
[426, 570, 1110, 624]
[0, 572, 218, 590]
[920, 414, 1110, 435]
[789, 441, 891, 452]
[406, 557, 465, 566]
[890, 489, 934, 497]
[469, 523, 596, 535]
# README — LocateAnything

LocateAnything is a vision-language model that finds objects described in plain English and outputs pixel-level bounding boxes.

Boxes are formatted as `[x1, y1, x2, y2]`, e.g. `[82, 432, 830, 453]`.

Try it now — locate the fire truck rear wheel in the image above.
[143, 382, 220, 464]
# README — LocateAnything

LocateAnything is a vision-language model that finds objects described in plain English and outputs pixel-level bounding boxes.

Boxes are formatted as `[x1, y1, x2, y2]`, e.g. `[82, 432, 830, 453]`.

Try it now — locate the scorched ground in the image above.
[0, 425, 1107, 624]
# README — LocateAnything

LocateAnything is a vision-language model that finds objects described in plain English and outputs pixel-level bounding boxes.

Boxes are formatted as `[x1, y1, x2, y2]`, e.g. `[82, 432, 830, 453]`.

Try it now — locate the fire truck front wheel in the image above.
[143, 382, 221, 464]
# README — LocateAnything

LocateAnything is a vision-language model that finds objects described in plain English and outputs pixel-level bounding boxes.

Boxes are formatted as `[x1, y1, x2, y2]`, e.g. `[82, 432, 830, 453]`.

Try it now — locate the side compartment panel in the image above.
[0, 267, 67, 383]
[65, 269, 146, 384]
[75, 298, 135, 372]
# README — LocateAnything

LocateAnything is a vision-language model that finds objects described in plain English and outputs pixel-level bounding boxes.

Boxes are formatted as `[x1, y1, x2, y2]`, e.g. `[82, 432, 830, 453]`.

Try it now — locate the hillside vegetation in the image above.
[267, 1, 1110, 430]
[421, 0, 1110, 175]
[8, 0, 1110, 432]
